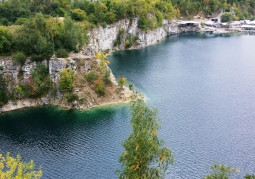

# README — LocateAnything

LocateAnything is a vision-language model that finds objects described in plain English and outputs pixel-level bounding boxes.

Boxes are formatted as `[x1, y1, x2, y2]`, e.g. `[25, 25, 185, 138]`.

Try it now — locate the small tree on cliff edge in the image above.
[118, 76, 127, 88]
[117, 96, 174, 179]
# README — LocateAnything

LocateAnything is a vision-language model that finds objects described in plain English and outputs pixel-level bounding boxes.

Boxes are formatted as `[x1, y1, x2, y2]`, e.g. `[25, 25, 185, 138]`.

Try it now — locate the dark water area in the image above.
[1, 33, 255, 178]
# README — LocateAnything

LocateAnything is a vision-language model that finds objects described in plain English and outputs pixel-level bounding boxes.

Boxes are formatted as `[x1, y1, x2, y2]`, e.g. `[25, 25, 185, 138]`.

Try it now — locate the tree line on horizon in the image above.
[1, 0, 255, 59]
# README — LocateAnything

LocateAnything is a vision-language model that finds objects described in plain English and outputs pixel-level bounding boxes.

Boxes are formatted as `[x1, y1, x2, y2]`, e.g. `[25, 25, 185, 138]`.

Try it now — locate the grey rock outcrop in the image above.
[41, 98, 50, 104]
[85, 18, 183, 54]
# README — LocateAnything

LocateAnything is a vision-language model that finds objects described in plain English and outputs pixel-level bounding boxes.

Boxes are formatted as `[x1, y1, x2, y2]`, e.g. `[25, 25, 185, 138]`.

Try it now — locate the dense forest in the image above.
[0, 0, 179, 58]
[0, 0, 255, 58]
[172, 0, 255, 20]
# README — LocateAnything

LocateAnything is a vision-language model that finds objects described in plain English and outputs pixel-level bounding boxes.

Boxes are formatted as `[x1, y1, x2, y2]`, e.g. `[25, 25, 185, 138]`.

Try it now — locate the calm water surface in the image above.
[1, 33, 255, 178]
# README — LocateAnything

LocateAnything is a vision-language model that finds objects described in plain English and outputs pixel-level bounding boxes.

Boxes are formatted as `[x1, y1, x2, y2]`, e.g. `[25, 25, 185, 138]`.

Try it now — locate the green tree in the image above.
[0, 74, 8, 107]
[86, 71, 98, 83]
[129, 83, 134, 90]
[59, 68, 75, 92]
[13, 51, 26, 65]
[117, 97, 174, 179]
[221, 12, 234, 22]
[0, 152, 42, 179]
[64, 92, 78, 102]
[0, 26, 12, 53]
[29, 0, 53, 14]
[138, 16, 149, 30]
[203, 163, 238, 179]
[61, 15, 89, 51]
[94, 79, 105, 95]
[56, 48, 69, 58]
[71, 9, 86, 21]
[244, 174, 255, 179]
[96, 53, 111, 84]
[14, 13, 54, 57]
[118, 76, 127, 88]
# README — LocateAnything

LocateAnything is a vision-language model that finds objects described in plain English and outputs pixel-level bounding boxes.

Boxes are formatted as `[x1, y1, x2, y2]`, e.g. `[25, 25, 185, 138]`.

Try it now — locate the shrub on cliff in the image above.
[125, 34, 136, 49]
[56, 48, 69, 58]
[118, 76, 127, 88]
[64, 93, 78, 102]
[0, 75, 8, 107]
[86, 72, 98, 83]
[13, 51, 26, 65]
[59, 68, 75, 92]
[138, 16, 149, 30]
[114, 29, 124, 47]
[221, 12, 234, 23]
[94, 79, 105, 95]
[31, 55, 44, 62]
[14, 64, 52, 99]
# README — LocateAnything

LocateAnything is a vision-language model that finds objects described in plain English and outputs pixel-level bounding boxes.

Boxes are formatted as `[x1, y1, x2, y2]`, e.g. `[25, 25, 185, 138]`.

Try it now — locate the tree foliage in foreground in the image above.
[0, 152, 42, 179]
[244, 174, 255, 179]
[203, 163, 238, 179]
[117, 97, 174, 179]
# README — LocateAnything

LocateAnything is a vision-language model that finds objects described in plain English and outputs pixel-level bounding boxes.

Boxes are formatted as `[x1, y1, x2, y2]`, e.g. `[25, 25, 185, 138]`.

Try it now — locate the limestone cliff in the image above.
[0, 56, 133, 113]
[85, 18, 198, 54]
[0, 18, 198, 113]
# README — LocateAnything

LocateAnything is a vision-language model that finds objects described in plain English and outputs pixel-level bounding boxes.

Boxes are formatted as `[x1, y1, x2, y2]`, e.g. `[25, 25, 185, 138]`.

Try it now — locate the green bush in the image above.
[64, 93, 78, 102]
[0, 75, 8, 107]
[15, 18, 28, 25]
[59, 69, 75, 92]
[54, 7, 66, 17]
[138, 16, 149, 30]
[129, 84, 134, 90]
[0, 18, 9, 26]
[95, 83, 105, 95]
[221, 12, 234, 23]
[103, 21, 107, 28]
[71, 9, 86, 21]
[15, 64, 51, 98]
[13, 52, 26, 65]
[118, 76, 127, 88]
[114, 29, 124, 47]
[94, 79, 105, 95]
[56, 48, 69, 58]
[86, 72, 98, 83]
[0, 26, 12, 53]
[31, 55, 44, 62]
[125, 34, 136, 49]
[50, 87, 57, 99]
[0, 66, 3, 71]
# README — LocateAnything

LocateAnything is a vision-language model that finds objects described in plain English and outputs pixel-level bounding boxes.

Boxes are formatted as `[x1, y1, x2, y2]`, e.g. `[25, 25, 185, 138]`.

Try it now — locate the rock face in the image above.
[86, 18, 193, 54]
[0, 55, 134, 113]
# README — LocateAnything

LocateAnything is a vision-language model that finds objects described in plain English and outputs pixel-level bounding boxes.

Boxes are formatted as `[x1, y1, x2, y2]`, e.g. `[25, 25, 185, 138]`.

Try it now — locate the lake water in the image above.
[1, 33, 255, 178]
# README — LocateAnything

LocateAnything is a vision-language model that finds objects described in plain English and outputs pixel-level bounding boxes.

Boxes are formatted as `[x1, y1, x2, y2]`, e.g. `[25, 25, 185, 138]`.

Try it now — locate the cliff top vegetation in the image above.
[0, 0, 255, 58]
